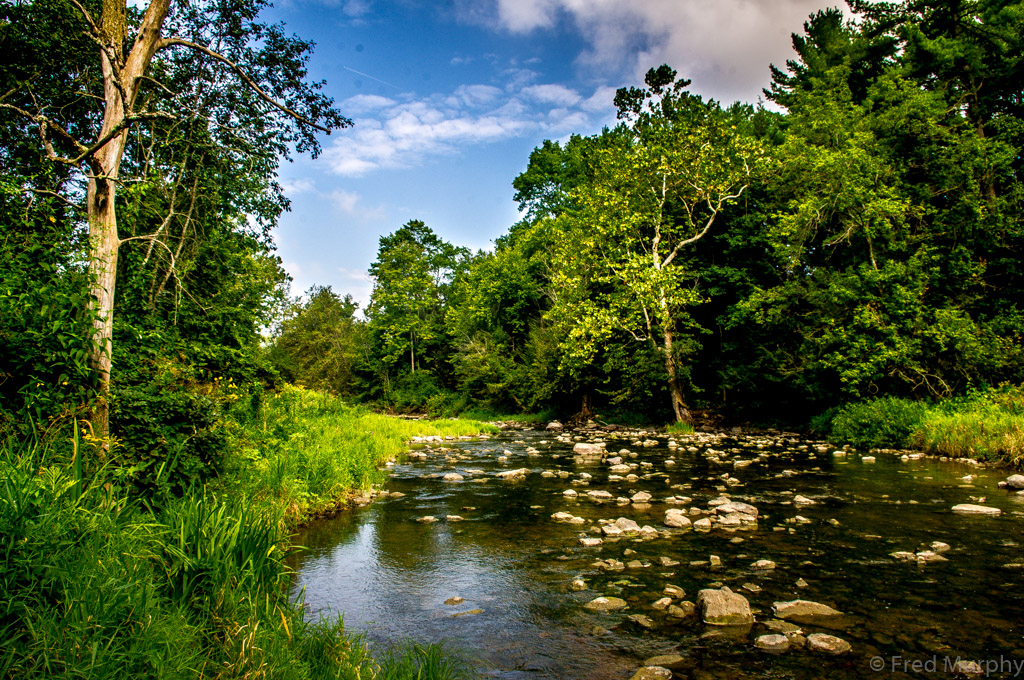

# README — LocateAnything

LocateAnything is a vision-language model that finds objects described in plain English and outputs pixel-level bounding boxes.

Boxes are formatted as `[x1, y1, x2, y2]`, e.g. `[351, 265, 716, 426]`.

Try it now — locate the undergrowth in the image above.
[0, 386, 491, 679]
[827, 385, 1024, 464]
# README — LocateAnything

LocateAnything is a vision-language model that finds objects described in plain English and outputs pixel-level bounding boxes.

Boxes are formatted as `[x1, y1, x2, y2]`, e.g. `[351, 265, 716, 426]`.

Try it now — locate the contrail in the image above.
[343, 66, 398, 89]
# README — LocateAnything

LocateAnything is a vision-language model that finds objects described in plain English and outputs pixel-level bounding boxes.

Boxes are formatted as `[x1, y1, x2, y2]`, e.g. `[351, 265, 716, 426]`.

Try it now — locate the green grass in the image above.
[228, 385, 497, 521]
[827, 385, 1024, 464]
[665, 421, 695, 435]
[374, 641, 475, 680]
[0, 385, 492, 679]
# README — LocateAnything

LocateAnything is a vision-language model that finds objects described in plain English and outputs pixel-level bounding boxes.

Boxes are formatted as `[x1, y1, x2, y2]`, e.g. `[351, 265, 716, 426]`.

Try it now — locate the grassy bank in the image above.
[827, 385, 1024, 465]
[0, 386, 493, 679]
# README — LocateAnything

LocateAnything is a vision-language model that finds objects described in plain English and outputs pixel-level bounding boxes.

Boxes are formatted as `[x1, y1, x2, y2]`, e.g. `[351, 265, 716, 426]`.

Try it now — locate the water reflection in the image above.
[292, 429, 1024, 679]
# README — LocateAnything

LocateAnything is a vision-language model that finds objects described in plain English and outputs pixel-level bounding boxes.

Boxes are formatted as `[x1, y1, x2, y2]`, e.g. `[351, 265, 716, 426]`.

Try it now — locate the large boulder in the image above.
[615, 517, 642, 534]
[545, 420, 564, 431]
[495, 468, 530, 480]
[755, 634, 790, 653]
[1005, 474, 1024, 490]
[696, 587, 754, 626]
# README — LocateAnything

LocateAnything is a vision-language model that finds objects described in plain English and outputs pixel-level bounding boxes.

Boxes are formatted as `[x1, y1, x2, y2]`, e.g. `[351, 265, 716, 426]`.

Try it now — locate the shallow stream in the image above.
[291, 426, 1024, 679]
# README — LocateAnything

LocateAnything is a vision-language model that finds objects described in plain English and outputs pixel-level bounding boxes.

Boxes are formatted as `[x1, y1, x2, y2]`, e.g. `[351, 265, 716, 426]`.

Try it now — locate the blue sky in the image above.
[264, 0, 839, 306]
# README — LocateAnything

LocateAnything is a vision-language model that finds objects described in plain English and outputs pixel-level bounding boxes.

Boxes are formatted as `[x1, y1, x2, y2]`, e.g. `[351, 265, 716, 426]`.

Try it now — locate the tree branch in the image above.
[158, 37, 331, 133]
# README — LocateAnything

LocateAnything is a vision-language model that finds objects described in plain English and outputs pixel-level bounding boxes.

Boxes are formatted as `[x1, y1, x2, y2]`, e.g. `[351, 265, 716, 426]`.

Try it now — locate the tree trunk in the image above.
[86, 0, 172, 439]
[662, 327, 692, 425]
[86, 170, 121, 439]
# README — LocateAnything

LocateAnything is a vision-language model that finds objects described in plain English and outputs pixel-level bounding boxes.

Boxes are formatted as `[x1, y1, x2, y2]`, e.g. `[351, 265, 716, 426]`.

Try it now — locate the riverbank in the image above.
[826, 385, 1024, 466]
[0, 385, 494, 679]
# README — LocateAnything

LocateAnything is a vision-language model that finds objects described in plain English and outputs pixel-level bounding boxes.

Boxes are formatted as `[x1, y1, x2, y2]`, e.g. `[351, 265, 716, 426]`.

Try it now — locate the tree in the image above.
[0, 0, 349, 438]
[366, 220, 468, 381]
[270, 286, 363, 394]
[549, 67, 767, 423]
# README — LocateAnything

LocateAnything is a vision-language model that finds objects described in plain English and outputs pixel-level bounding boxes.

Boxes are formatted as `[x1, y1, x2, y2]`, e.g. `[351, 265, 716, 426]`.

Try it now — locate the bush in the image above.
[829, 397, 929, 448]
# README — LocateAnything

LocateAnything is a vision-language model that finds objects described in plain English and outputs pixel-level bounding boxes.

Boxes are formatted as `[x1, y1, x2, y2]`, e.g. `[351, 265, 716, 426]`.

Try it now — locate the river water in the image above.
[291, 426, 1024, 679]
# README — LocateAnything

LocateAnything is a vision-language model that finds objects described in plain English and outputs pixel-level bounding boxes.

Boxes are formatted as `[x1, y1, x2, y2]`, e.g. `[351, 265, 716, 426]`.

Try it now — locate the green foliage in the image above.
[367, 221, 468, 385]
[829, 397, 930, 448]
[915, 386, 1024, 463]
[665, 421, 695, 435]
[270, 285, 364, 394]
[225, 385, 497, 520]
[0, 397, 493, 679]
[374, 641, 477, 680]
[828, 386, 1024, 464]
[0, 182, 94, 431]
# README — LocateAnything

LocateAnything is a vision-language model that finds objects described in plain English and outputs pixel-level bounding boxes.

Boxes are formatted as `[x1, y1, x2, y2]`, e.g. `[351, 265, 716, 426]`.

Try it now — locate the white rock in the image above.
[952, 504, 1001, 516]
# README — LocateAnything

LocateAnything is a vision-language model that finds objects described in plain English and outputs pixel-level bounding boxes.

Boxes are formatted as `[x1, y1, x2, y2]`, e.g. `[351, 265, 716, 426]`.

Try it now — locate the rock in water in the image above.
[664, 509, 691, 528]
[755, 634, 790, 653]
[615, 517, 641, 533]
[629, 667, 673, 680]
[1004, 474, 1024, 490]
[495, 468, 530, 480]
[573, 442, 605, 456]
[545, 420, 564, 431]
[442, 472, 464, 481]
[951, 504, 1001, 516]
[715, 501, 759, 517]
[584, 596, 628, 612]
[773, 600, 842, 619]
[696, 587, 754, 625]
[807, 633, 851, 654]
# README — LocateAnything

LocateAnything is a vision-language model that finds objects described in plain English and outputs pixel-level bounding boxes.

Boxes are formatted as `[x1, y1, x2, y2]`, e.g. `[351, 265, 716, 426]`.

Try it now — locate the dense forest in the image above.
[274, 3, 1024, 432]
[1, 0, 1022, 677]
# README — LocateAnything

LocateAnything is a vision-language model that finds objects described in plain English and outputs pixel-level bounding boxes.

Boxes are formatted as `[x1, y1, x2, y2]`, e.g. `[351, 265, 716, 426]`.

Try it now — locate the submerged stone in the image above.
[807, 633, 852, 654]
[584, 596, 628, 612]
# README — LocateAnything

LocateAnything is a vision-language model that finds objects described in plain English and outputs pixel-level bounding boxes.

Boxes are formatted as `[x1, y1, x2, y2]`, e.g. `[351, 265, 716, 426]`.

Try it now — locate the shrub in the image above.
[830, 397, 928, 448]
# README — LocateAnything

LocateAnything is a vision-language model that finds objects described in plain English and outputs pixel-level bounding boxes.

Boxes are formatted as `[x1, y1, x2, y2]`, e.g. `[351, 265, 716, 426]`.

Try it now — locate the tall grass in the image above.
[228, 385, 497, 521]
[1, 387, 492, 679]
[828, 385, 1024, 464]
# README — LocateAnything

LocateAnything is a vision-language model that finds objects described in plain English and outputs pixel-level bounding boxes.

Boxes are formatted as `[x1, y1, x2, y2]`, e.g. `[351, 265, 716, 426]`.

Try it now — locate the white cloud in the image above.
[324, 69, 628, 177]
[341, 94, 398, 113]
[328, 189, 388, 221]
[480, 0, 846, 104]
[343, 0, 371, 17]
[281, 178, 315, 194]
[522, 83, 581, 106]
[495, 0, 561, 32]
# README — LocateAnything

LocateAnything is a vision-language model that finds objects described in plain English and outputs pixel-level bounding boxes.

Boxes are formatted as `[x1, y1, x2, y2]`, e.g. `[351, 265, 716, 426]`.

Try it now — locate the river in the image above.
[291, 425, 1023, 679]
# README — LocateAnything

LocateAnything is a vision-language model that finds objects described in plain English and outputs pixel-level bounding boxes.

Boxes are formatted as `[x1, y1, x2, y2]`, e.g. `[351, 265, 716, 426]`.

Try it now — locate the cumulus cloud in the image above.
[324, 79, 617, 176]
[481, 0, 842, 104]
[522, 83, 581, 106]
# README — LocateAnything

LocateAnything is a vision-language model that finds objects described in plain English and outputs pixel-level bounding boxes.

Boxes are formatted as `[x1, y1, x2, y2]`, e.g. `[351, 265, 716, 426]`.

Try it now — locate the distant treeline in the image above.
[271, 4, 1024, 426]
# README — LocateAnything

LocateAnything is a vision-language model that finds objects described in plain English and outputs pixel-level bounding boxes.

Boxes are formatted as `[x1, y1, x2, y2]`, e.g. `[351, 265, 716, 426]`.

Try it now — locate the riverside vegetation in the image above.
[1, 0, 1022, 678]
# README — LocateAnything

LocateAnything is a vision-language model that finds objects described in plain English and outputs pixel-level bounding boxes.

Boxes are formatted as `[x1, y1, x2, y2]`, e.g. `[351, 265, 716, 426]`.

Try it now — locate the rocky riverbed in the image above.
[291, 424, 1024, 679]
